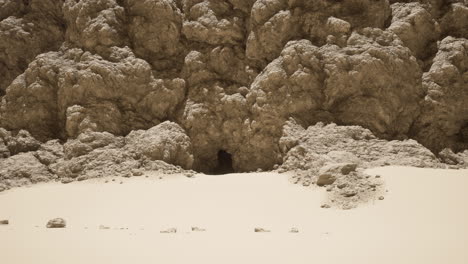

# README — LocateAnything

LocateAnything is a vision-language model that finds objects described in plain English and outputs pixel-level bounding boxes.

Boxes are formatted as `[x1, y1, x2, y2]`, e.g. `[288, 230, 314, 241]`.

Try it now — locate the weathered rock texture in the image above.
[0, 0, 467, 184]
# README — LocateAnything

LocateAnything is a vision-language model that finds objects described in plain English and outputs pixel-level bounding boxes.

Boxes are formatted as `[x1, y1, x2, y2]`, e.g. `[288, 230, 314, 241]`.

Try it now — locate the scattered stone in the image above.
[337, 183, 347, 189]
[289, 227, 299, 233]
[254, 228, 270, 233]
[76, 175, 87, 181]
[160, 228, 177, 233]
[317, 174, 337, 187]
[99, 225, 110, 230]
[46, 218, 66, 228]
[375, 175, 381, 178]
[119, 181, 123, 184]
[0, 220, 9, 225]
[342, 189, 358, 197]
[191, 227, 206, 232]
[378, 196, 385, 200]
[133, 169, 143, 176]
[326, 186, 334, 192]
[321, 204, 331, 209]
[61, 178, 74, 184]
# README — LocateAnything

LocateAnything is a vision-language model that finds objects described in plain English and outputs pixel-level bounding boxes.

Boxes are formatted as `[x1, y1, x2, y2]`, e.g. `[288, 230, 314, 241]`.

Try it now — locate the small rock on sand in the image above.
[61, 178, 73, 184]
[254, 227, 270, 233]
[160, 228, 177, 233]
[378, 196, 385, 200]
[46, 218, 66, 228]
[0, 220, 9, 225]
[317, 174, 336, 186]
[132, 169, 144, 176]
[191, 227, 206, 232]
[99, 225, 110, 230]
[321, 204, 331, 208]
[289, 227, 299, 233]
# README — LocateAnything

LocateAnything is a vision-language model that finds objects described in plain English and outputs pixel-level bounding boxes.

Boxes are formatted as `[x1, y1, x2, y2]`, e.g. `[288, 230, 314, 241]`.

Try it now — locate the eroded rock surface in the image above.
[0, 0, 467, 190]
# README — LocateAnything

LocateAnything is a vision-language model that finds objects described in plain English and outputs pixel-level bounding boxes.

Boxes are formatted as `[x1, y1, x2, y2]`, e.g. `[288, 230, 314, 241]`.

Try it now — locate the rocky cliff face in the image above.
[0, 0, 467, 183]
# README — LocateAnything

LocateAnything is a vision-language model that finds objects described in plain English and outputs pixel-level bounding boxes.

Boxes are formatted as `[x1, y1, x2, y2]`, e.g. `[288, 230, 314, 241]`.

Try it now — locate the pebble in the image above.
[321, 204, 331, 209]
[191, 227, 206, 232]
[337, 183, 347, 189]
[254, 227, 270, 233]
[160, 228, 177, 233]
[378, 196, 385, 200]
[289, 227, 299, 233]
[61, 178, 73, 184]
[76, 176, 87, 181]
[132, 169, 144, 176]
[0, 220, 9, 225]
[46, 218, 66, 228]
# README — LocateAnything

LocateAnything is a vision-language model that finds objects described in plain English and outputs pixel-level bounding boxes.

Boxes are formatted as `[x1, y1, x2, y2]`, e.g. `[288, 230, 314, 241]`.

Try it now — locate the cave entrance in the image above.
[212, 150, 234, 175]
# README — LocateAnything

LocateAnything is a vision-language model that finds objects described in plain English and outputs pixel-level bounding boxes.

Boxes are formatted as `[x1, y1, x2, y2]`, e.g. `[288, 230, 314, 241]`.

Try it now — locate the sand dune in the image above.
[0, 166, 467, 264]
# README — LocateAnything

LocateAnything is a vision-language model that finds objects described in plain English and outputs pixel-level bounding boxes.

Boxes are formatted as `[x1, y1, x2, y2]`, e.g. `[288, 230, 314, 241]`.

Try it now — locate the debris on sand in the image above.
[289, 228, 299, 233]
[160, 228, 177, 233]
[254, 228, 270, 233]
[0, 220, 9, 225]
[46, 218, 66, 228]
[99, 225, 110, 230]
[191, 226, 206, 232]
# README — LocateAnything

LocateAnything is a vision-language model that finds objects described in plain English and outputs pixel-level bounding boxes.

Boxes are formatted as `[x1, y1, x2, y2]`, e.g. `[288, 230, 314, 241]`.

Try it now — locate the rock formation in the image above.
[0, 0, 467, 189]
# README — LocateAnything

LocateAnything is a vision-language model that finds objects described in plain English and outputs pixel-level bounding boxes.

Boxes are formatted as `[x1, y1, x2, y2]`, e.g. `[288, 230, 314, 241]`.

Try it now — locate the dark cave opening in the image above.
[211, 150, 234, 175]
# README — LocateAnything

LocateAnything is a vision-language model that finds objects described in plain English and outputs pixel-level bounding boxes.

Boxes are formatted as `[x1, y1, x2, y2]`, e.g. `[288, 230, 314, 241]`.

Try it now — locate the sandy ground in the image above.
[0, 166, 467, 264]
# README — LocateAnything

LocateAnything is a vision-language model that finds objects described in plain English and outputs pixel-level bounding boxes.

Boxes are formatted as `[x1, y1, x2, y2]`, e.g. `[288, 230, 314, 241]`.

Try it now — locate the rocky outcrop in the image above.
[241, 29, 424, 170]
[0, 152, 53, 188]
[412, 37, 468, 153]
[388, 2, 440, 60]
[0, 0, 64, 94]
[0, 0, 467, 178]
[0, 47, 186, 140]
[279, 120, 443, 172]
[126, 121, 194, 169]
[246, 0, 391, 63]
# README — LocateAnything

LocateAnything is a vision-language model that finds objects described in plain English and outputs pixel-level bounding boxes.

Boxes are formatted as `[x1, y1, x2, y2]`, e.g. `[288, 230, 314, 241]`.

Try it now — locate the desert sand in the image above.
[1, 166, 467, 264]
